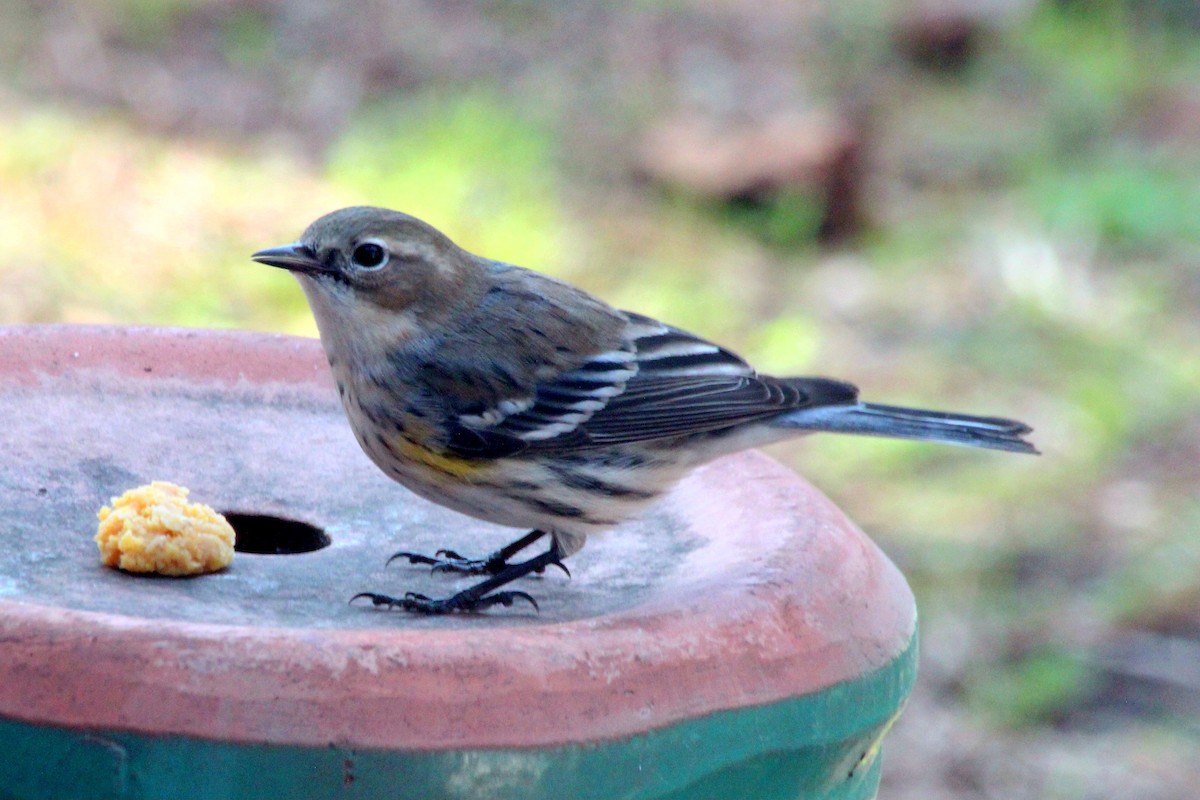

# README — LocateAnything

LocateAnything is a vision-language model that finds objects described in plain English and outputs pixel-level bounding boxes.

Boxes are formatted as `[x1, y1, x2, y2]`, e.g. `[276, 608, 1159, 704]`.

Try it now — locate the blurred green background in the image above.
[3, 0, 1198, 796]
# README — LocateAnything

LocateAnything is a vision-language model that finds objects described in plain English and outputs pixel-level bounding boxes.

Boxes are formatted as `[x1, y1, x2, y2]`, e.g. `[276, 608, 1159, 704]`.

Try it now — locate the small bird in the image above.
[253, 206, 1037, 614]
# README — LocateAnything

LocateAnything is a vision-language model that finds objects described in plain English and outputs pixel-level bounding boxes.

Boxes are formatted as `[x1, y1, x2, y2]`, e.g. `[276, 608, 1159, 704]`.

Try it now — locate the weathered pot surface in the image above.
[0, 325, 915, 751]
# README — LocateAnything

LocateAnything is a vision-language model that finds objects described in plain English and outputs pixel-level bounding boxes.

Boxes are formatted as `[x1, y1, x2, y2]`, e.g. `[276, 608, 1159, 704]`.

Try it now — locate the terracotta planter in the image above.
[0, 325, 916, 800]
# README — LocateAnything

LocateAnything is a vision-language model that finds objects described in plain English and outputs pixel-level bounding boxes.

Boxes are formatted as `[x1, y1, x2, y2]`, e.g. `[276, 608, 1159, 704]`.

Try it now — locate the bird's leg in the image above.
[353, 540, 568, 614]
[389, 529, 567, 576]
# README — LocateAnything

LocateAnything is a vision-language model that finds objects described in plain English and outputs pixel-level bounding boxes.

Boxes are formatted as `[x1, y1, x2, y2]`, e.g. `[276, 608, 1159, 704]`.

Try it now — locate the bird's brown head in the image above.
[252, 206, 473, 316]
[253, 206, 486, 360]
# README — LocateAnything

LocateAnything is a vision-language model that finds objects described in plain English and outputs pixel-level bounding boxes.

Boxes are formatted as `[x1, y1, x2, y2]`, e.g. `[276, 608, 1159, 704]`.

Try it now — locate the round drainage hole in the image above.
[224, 513, 331, 555]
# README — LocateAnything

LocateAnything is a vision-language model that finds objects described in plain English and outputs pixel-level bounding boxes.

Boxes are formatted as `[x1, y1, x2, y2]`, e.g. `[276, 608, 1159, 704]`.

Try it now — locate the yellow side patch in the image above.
[393, 436, 486, 479]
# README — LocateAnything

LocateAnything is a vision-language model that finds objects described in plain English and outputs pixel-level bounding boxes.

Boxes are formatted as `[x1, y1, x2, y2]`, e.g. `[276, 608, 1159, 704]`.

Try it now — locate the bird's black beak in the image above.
[251, 244, 326, 275]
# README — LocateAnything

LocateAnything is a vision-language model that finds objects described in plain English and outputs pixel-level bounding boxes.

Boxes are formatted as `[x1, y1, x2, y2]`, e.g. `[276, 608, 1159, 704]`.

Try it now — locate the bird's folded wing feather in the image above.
[447, 311, 858, 456]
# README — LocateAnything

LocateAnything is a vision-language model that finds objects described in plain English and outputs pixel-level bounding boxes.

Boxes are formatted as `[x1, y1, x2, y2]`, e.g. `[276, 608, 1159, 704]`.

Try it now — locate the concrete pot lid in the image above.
[0, 325, 915, 751]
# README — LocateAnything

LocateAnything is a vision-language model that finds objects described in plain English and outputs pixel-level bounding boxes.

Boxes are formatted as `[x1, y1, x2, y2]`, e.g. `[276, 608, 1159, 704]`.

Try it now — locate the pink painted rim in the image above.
[0, 325, 915, 750]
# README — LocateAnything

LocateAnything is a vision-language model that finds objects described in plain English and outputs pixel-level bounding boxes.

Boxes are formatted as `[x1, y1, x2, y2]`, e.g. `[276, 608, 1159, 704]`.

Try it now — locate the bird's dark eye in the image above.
[350, 240, 388, 269]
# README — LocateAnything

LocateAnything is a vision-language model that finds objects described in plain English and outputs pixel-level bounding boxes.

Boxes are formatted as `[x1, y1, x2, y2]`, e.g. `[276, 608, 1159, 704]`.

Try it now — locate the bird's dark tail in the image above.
[774, 401, 1040, 455]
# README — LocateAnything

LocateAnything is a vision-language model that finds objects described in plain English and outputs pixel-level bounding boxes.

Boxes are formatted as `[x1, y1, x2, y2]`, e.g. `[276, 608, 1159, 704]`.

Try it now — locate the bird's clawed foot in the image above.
[354, 532, 567, 616]
[350, 589, 539, 614]
[386, 530, 568, 578]
[387, 548, 506, 576]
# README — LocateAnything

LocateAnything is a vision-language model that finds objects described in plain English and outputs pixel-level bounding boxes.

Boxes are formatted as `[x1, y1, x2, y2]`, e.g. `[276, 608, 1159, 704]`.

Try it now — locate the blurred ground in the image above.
[2, 1, 1199, 797]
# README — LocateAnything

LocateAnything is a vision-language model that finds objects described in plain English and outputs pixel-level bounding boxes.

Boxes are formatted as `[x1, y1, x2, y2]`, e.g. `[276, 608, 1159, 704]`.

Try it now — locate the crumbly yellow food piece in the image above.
[95, 481, 235, 576]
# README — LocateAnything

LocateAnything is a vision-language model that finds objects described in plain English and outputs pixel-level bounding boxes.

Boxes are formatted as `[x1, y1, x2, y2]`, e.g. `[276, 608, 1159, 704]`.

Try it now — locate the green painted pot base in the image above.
[0, 630, 916, 800]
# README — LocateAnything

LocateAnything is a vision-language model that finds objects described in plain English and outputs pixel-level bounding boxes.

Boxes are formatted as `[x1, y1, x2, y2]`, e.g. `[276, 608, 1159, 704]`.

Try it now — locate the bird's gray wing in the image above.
[453, 312, 858, 453]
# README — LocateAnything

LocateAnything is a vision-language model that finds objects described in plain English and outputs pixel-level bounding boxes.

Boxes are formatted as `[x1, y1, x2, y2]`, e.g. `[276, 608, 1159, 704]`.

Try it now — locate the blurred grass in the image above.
[967, 647, 1099, 726]
[0, 108, 338, 333]
[328, 92, 575, 274]
[2, 0, 1199, 766]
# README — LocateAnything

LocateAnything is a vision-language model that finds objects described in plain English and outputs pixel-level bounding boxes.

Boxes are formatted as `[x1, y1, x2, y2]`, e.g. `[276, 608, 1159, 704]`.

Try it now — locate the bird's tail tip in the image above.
[778, 401, 1040, 455]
